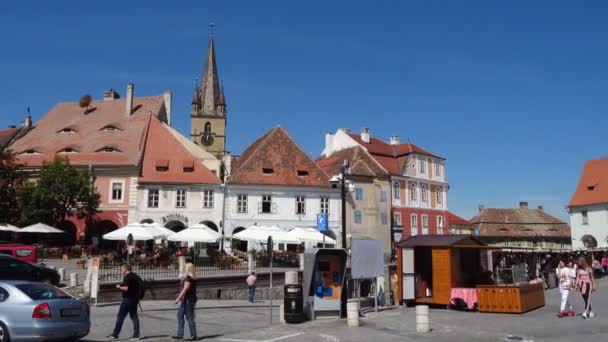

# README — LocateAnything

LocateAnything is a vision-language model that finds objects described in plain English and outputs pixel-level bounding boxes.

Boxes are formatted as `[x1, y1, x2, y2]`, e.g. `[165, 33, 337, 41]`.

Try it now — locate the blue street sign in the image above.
[317, 213, 328, 232]
[474, 229, 480, 236]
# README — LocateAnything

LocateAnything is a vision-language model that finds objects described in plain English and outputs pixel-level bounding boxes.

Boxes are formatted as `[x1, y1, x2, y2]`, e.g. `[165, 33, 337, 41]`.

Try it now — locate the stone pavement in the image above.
[84, 279, 608, 342]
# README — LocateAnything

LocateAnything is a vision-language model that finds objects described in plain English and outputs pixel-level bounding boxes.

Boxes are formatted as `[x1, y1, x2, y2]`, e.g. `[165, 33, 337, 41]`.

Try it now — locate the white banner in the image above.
[351, 239, 384, 279]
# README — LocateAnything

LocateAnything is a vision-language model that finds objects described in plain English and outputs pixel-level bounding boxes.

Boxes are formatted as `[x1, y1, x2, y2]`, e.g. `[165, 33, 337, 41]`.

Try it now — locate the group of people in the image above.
[556, 257, 597, 319]
[106, 263, 199, 341]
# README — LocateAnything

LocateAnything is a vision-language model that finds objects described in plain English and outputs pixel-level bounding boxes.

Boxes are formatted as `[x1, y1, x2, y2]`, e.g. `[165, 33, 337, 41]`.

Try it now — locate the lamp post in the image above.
[340, 159, 349, 318]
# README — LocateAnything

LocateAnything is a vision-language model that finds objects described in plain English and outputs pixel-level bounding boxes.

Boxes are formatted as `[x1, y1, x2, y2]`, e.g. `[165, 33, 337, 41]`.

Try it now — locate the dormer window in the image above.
[155, 159, 169, 172]
[96, 146, 122, 153]
[183, 160, 195, 173]
[297, 170, 309, 177]
[57, 127, 77, 134]
[20, 149, 40, 155]
[262, 167, 274, 175]
[58, 147, 79, 154]
[100, 125, 122, 132]
[587, 185, 596, 191]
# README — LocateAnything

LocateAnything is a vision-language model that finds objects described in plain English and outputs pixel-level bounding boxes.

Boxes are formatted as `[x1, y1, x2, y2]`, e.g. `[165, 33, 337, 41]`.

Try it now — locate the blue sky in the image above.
[2, 1, 607, 220]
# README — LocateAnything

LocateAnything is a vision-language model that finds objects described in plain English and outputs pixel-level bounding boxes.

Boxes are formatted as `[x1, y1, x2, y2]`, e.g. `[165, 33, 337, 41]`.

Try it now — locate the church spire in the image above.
[197, 24, 225, 117]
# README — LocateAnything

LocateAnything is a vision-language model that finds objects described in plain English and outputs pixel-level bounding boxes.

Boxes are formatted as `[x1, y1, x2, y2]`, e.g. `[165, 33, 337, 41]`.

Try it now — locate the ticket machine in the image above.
[302, 248, 348, 320]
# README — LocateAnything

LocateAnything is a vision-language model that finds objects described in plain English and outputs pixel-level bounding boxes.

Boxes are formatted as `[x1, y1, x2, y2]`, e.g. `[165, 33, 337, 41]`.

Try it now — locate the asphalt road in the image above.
[85, 278, 608, 342]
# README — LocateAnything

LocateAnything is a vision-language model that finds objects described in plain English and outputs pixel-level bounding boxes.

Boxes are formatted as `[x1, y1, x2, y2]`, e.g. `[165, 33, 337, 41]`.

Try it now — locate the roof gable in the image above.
[568, 157, 608, 207]
[469, 207, 570, 238]
[316, 145, 389, 178]
[229, 126, 330, 187]
[139, 116, 220, 184]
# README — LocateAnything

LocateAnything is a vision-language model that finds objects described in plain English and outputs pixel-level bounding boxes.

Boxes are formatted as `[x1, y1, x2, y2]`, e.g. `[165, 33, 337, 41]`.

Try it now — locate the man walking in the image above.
[246, 272, 256, 303]
[107, 264, 142, 340]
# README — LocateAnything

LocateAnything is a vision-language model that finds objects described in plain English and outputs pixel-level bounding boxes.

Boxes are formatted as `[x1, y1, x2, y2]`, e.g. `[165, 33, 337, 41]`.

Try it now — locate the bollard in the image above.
[299, 254, 304, 271]
[279, 303, 285, 323]
[70, 273, 79, 288]
[347, 299, 359, 327]
[58, 268, 66, 282]
[285, 271, 298, 285]
[416, 305, 430, 333]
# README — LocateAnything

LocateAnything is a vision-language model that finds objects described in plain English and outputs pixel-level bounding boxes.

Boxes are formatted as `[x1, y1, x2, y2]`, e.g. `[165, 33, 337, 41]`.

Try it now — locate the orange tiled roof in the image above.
[229, 126, 330, 187]
[447, 212, 470, 226]
[0, 127, 21, 147]
[316, 146, 389, 179]
[569, 157, 608, 207]
[138, 116, 220, 185]
[10, 96, 165, 167]
[469, 207, 570, 238]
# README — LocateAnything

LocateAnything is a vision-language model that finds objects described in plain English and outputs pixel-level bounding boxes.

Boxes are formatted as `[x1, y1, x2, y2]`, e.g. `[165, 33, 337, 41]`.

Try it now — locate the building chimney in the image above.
[8, 125, 16, 128]
[478, 204, 485, 213]
[361, 127, 370, 144]
[163, 89, 172, 126]
[103, 89, 120, 101]
[23, 107, 32, 128]
[390, 135, 400, 145]
[519, 201, 528, 209]
[125, 83, 134, 116]
[537, 205, 544, 211]
[338, 128, 351, 134]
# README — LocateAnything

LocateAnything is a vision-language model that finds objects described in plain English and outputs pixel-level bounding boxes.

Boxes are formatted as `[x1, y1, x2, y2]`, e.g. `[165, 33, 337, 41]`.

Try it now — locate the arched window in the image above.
[409, 182, 417, 201]
[204, 122, 212, 134]
[421, 184, 428, 202]
[393, 181, 400, 199]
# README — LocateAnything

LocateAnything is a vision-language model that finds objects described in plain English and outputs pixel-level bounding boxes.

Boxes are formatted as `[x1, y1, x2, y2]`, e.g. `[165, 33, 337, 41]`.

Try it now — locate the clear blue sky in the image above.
[2, 1, 607, 220]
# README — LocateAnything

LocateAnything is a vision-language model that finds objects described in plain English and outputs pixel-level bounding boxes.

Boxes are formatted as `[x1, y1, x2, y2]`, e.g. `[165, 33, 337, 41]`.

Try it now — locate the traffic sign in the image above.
[317, 213, 328, 232]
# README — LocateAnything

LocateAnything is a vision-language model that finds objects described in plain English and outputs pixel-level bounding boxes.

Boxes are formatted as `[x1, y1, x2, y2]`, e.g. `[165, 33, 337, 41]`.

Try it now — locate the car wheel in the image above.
[0, 321, 10, 342]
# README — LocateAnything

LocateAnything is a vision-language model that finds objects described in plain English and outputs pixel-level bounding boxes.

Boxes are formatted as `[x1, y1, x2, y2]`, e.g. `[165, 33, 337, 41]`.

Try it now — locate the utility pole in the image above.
[340, 159, 349, 318]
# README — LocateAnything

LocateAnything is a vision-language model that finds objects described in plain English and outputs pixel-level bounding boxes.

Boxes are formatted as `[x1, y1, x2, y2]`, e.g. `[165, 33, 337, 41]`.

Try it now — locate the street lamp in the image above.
[330, 159, 350, 318]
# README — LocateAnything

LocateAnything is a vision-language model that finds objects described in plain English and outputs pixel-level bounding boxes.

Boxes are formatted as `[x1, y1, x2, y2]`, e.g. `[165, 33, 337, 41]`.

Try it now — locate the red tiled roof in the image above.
[0, 127, 20, 147]
[346, 133, 442, 176]
[469, 207, 570, 238]
[139, 116, 220, 185]
[10, 96, 165, 167]
[447, 212, 470, 226]
[229, 126, 330, 187]
[568, 157, 608, 207]
[316, 146, 389, 179]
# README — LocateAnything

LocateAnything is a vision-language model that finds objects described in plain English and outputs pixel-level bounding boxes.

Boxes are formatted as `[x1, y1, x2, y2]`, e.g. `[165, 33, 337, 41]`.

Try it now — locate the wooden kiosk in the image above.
[396, 235, 544, 313]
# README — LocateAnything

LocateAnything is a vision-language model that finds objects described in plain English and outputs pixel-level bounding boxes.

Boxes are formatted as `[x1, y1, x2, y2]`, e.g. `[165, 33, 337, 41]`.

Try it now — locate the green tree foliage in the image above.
[0, 147, 24, 224]
[18, 156, 100, 226]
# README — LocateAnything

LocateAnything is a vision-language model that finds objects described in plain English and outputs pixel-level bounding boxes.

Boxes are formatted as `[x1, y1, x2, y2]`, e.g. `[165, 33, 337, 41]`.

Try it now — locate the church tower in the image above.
[191, 28, 227, 159]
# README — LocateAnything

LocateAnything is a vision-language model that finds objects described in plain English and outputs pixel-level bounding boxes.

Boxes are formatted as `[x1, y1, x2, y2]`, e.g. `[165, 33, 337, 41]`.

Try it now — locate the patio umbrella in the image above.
[287, 227, 336, 244]
[103, 222, 173, 241]
[232, 225, 300, 244]
[0, 223, 20, 232]
[19, 223, 64, 234]
[168, 223, 222, 243]
[140, 222, 176, 239]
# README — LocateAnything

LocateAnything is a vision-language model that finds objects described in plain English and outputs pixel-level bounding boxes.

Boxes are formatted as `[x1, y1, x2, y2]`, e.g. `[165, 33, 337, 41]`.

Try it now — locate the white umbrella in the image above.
[168, 223, 222, 243]
[287, 227, 336, 244]
[103, 222, 174, 241]
[19, 223, 64, 234]
[232, 225, 299, 244]
[140, 222, 176, 239]
[0, 223, 20, 232]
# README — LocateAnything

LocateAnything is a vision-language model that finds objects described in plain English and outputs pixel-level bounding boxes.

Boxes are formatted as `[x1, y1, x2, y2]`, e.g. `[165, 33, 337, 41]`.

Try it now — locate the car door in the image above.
[0, 258, 33, 281]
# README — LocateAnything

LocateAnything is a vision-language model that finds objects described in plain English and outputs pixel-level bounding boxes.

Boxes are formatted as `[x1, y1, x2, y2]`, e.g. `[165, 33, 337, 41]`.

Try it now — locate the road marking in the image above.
[319, 333, 340, 342]
[220, 332, 303, 342]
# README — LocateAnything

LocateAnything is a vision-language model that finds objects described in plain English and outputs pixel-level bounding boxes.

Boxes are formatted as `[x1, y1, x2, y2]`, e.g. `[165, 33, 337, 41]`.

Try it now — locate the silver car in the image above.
[0, 281, 90, 341]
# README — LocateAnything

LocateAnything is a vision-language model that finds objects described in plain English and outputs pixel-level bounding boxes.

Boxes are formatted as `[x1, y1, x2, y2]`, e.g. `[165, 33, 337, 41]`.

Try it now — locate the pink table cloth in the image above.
[450, 288, 478, 310]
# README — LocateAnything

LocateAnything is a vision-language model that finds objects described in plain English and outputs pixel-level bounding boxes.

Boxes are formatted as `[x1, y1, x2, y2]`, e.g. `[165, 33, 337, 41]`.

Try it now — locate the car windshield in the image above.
[16, 284, 71, 300]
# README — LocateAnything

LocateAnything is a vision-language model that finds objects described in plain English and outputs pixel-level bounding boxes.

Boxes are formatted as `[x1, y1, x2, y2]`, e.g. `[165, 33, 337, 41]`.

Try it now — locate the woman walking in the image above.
[556, 261, 574, 317]
[576, 257, 596, 319]
[174, 263, 198, 340]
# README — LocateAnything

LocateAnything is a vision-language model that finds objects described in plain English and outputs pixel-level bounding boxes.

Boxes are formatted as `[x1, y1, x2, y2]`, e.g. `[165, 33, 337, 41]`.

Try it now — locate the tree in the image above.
[19, 156, 100, 227]
[0, 147, 25, 224]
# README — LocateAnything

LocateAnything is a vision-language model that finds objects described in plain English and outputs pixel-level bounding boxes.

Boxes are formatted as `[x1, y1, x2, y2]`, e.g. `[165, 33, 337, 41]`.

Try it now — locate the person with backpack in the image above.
[107, 264, 144, 340]
[173, 263, 198, 341]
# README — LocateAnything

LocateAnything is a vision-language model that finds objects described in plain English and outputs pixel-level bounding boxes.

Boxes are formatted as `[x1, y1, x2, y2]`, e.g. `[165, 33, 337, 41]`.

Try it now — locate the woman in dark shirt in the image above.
[174, 263, 197, 340]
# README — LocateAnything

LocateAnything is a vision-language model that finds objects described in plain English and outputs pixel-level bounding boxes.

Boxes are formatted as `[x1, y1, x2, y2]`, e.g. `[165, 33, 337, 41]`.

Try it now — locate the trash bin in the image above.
[284, 284, 305, 323]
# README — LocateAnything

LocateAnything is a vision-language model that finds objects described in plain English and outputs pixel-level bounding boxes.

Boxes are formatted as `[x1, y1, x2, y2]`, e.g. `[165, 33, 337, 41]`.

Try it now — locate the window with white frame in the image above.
[436, 187, 443, 205]
[355, 188, 363, 201]
[203, 190, 214, 208]
[296, 196, 306, 215]
[394, 212, 402, 226]
[148, 189, 159, 208]
[381, 212, 388, 225]
[176, 189, 187, 208]
[380, 190, 387, 202]
[354, 210, 362, 224]
[111, 182, 123, 201]
[582, 210, 589, 225]
[421, 184, 428, 202]
[237, 194, 248, 213]
[409, 182, 417, 201]
[419, 158, 426, 174]
[435, 161, 442, 177]
[437, 216, 444, 234]
[422, 214, 429, 234]
[393, 181, 400, 199]
[411, 214, 418, 235]
[320, 196, 329, 214]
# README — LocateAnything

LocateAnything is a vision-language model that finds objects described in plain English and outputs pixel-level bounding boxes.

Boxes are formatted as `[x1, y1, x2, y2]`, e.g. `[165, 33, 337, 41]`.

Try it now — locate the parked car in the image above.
[0, 255, 60, 286]
[0, 244, 38, 263]
[0, 281, 90, 341]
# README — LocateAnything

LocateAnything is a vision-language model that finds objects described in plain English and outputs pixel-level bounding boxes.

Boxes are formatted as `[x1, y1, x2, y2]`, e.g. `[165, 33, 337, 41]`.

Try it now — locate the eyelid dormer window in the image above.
[58, 147, 79, 154]
[96, 146, 122, 153]
[57, 127, 77, 134]
[100, 125, 122, 132]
